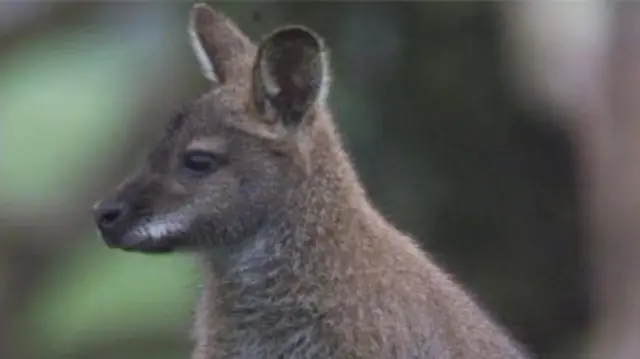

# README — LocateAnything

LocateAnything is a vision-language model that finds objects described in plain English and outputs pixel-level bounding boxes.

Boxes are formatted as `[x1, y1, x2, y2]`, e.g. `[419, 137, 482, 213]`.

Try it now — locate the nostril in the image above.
[95, 201, 128, 229]
[100, 208, 121, 226]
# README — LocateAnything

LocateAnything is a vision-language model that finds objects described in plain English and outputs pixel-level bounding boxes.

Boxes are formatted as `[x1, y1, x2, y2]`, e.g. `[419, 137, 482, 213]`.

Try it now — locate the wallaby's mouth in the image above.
[97, 216, 186, 254]
[101, 230, 182, 254]
[110, 233, 177, 254]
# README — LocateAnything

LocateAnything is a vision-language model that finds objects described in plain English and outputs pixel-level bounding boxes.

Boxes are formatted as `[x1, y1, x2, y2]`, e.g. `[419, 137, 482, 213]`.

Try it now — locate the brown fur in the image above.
[93, 4, 530, 359]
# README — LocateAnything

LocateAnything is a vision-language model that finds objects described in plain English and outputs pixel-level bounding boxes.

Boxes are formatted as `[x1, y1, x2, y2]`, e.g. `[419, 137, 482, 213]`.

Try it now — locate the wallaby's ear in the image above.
[252, 26, 329, 128]
[189, 3, 254, 83]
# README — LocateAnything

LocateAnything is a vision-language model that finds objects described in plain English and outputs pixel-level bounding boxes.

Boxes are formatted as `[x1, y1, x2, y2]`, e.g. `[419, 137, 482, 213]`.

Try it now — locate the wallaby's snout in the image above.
[93, 192, 181, 253]
[92, 195, 132, 249]
[93, 198, 128, 233]
[92, 169, 191, 254]
[93, 197, 139, 249]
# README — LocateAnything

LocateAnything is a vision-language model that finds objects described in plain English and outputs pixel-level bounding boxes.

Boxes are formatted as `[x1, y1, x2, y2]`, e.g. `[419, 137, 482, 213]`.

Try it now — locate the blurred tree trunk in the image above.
[582, 4, 640, 359]
[505, 2, 640, 358]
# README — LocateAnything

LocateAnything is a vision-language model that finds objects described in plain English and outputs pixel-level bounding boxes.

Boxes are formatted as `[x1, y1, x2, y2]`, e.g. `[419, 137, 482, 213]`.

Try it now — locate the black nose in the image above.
[93, 199, 128, 230]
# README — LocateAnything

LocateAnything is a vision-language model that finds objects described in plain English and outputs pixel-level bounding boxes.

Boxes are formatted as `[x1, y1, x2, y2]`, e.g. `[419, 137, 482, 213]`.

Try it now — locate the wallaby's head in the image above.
[93, 3, 331, 253]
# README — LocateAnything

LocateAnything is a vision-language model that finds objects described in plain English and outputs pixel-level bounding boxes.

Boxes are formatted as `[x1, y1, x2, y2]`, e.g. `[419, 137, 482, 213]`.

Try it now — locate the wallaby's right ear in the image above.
[251, 26, 329, 129]
[189, 3, 254, 83]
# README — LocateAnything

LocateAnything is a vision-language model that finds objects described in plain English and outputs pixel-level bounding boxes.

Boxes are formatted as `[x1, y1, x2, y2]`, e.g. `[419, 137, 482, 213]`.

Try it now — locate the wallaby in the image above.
[92, 3, 530, 359]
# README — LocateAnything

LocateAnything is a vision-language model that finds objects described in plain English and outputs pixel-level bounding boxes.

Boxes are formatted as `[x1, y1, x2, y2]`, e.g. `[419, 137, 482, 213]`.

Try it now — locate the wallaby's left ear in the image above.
[189, 3, 255, 84]
[251, 26, 329, 128]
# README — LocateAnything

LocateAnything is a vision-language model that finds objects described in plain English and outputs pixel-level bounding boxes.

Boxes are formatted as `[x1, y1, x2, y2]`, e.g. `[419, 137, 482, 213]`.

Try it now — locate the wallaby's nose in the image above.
[93, 199, 128, 230]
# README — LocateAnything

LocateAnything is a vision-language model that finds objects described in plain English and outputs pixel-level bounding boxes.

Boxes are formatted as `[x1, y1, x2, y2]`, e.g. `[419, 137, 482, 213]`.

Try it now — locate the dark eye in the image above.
[182, 150, 219, 174]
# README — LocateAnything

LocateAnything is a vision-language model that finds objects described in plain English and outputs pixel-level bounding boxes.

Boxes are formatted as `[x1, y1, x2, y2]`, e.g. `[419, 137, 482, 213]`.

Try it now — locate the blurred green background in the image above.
[1, 2, 590, 359]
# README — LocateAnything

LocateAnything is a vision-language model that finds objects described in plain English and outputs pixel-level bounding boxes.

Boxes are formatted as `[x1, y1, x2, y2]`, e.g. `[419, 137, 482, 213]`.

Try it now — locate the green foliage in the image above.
[0, 27, 139, 207]
[23, 238, 193, 356]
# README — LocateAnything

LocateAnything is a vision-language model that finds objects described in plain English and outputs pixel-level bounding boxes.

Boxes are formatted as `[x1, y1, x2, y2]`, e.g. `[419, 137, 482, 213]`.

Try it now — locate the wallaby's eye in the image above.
[183, 150, 219, 175]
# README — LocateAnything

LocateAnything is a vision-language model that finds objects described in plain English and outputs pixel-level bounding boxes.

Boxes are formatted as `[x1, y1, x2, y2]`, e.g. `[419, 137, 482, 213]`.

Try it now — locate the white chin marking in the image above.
[133, 211, 193, 240]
